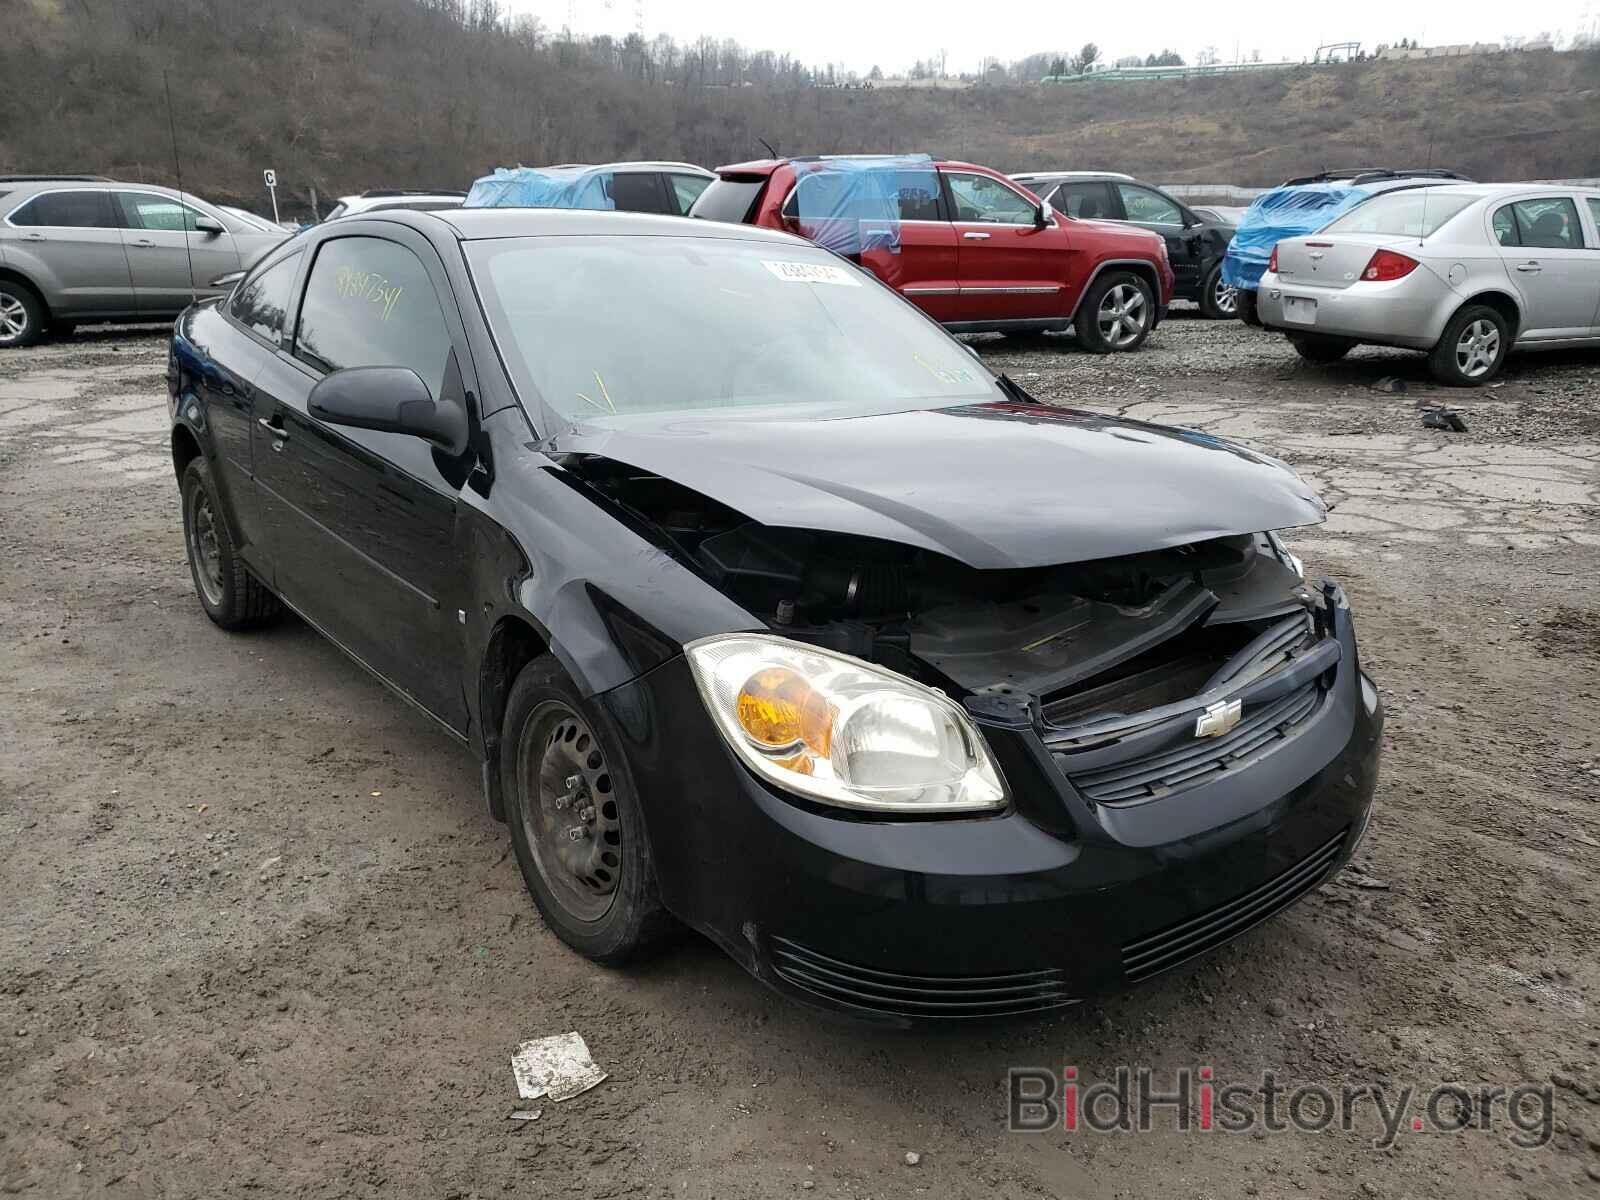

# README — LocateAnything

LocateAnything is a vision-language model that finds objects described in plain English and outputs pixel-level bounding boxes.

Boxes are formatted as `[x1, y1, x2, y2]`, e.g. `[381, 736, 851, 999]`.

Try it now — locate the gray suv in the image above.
[0, 179, 288, 347]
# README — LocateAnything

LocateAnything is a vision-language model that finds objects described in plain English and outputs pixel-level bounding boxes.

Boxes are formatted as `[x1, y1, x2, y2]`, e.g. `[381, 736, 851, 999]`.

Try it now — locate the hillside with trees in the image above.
[4, 0, 1598, 217]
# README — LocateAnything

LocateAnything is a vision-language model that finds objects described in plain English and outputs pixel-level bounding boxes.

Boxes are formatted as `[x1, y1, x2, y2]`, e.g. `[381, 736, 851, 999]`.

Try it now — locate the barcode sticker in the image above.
[763, 260, 862, 286]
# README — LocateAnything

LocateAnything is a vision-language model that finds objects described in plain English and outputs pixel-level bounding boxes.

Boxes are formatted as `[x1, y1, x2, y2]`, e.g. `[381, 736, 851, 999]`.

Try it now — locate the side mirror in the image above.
[193, 215, 225, 236]
[1035, 199, 1054, 228]
[309, 366, 469, 456]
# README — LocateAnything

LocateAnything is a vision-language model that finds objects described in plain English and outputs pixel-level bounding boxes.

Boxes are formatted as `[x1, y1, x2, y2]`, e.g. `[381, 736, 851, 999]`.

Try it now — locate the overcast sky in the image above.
[506, 0, 1599, 75]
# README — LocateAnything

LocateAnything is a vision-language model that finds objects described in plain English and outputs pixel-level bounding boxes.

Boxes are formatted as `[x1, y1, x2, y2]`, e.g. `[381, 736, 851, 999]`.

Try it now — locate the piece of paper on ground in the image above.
[511, 1032, 607, 1102]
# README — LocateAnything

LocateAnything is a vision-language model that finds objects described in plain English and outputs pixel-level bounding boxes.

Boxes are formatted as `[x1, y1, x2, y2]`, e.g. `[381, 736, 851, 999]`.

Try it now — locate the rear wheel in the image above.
[501, 658, 675, 964]
[1428, 304, 1508, 387]
[180, 457, 281, 629]
[1076, 271, 1154, 353]
[1199, 263, 1238, 319]
[0, 282, 45, 349]
[1289, 334, 1355, 363]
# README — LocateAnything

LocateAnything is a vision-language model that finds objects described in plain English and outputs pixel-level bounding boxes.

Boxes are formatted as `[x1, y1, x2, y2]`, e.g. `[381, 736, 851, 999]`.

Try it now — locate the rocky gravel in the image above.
[1, 318, 1598, 1199]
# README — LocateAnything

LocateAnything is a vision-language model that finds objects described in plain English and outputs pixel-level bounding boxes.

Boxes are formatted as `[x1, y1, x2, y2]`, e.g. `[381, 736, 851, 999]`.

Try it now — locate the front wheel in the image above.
[1428, 304, 1509, 387]
[1199, 263, 1238, 319]
[1076, 271, 1155, 353]
[180, 457, 281, 629]
[1289, 334, 1355, 363]
[0, 283, 46, 349]
[501, 658, 675, 964]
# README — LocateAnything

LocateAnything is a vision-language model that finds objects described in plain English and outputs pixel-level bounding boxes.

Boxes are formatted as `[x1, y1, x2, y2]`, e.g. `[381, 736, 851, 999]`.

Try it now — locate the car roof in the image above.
[538, 161, 713, 175]
[1010, 171, 1137, 183]
[713, 156, 999, 177]
[414, 207, 804, 243]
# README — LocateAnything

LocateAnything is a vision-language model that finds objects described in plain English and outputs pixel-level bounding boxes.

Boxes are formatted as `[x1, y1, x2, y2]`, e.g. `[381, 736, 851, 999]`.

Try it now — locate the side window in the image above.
[1049, 181, 1117, 221]
[895, 171, 942, 221]
[1588, 198, 1600, 245]
[943, 172, 1037, 224]
[1510, 197, 1581, 250]
[668, 173, 712, 216]
[294, 237, 453, 399]
[1117, 184, 1184, 225]
[575, 172, 616, 210]
[116, 193, 204, 232]
[610, 172, 671, 214]
[1491, 205, 1520, 247]
[9, 190, 119, 228]
[229, 252, 303, 346]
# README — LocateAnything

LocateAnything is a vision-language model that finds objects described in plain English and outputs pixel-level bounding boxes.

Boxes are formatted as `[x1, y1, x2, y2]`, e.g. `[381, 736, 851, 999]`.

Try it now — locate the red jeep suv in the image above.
[690, 155, 1174, 351]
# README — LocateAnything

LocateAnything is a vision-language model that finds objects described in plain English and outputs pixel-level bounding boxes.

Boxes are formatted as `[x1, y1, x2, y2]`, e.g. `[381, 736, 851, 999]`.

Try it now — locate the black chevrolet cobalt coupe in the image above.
[168, 208, 1381, 1023]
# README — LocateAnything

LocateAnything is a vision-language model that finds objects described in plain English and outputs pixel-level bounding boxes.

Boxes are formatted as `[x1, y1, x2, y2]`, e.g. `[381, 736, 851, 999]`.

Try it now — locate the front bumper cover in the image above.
[601, 584, 1382, 1024]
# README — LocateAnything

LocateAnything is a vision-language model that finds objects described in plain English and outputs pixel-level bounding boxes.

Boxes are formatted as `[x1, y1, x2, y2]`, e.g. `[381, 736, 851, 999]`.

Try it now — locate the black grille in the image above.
[1063, 679, 1321, 804]
[1121, 829, 1346, 982]
[768, 937, 1077, 1019]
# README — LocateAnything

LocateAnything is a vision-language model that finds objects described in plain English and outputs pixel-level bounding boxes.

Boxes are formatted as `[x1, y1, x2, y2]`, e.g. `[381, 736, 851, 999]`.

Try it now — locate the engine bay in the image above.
[560, 454, 1318, 717]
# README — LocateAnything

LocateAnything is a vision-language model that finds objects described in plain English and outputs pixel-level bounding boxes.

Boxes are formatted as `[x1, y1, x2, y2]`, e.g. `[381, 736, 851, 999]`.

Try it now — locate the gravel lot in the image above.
[2, 315, 1599, 1199]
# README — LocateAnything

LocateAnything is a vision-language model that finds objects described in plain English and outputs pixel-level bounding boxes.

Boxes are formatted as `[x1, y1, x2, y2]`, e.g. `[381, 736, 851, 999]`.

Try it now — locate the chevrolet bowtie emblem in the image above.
[1195, 698, 1243, 738]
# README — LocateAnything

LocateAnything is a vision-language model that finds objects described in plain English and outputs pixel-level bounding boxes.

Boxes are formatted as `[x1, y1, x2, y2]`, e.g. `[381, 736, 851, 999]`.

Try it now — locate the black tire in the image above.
[0, 281, 47, 349]
[501, 658, 675, 964]
[1075, 270, 1155, 353]
[1236, 289, 1262, 328]
[1199, 263, 1238, 320]
[1428, 304, 1509, 387]
[1289, 334, 1355, 363]
[180, 457, 281, 630]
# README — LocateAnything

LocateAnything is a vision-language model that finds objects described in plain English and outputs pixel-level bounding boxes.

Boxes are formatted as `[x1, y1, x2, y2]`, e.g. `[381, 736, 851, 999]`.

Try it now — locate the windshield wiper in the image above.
[995, 372, 1037, 405]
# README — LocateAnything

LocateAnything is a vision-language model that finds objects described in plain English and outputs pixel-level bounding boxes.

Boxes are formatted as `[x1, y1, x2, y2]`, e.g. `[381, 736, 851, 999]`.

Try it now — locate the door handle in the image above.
[22, 233, 45, 241]
[963, 231, 991, 240]
[1514, 262, 1541, 273]
[131, 238, 156, 248]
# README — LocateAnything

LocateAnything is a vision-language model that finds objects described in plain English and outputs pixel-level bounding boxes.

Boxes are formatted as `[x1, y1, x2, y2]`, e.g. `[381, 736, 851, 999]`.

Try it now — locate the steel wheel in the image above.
[0, 291, 30, 345]
[185, 485, 226, 606]
[1454, 318, 1500, 379]
[1211, 273, 1238, 316]
[517, 702, 623, 924]
[1097, 283, 1149, 348]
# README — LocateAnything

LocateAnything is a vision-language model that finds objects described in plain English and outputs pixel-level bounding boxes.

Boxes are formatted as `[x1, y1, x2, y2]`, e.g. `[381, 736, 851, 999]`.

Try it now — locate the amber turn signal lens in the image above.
[736, 667, 833, 757]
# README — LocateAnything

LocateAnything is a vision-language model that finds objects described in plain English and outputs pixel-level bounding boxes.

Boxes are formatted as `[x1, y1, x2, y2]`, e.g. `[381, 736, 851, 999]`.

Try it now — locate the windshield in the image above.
[1322, 190, 1476, 238]
[467, 234, 1001, 426]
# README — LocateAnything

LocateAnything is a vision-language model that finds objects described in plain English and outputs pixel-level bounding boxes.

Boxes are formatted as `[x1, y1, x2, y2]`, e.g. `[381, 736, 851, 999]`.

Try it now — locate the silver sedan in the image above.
[1256, 184, 1600, 385]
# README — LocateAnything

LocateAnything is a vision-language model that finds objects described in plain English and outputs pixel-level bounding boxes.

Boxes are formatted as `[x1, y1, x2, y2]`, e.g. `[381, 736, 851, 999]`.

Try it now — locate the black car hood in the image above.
[549, 401, 1325, 570]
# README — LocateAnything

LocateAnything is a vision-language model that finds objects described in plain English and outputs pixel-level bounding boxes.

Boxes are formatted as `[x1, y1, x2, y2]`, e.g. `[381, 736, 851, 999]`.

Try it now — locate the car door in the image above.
[210, 248, 305, 555]
[665, 172, 712, 216]
[941, 170, 1066, 322]
[1490, 196, 1597, 339]
[783, 169, 962, 322]
[4, 189, 132, 315]
[249, 229, 472, 731]
[1115, 183, 1203, 295]
[115, 191, 243, 312]
[1587, 197, 1600, 332]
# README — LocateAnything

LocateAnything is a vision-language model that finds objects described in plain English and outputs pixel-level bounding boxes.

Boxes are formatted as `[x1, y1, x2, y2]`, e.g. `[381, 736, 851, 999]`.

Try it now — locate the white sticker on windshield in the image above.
[763, 260, 862, 287]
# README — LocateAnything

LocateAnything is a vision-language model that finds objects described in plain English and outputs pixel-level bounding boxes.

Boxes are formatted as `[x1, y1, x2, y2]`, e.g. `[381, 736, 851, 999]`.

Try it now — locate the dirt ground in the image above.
[2, 315, 1599, 1199]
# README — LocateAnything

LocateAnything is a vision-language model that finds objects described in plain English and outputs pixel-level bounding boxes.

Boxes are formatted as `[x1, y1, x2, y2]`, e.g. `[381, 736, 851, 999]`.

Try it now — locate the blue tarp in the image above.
[788, 155, 940, 258]
[464, 166, 616, 210]
[1221, 182, 1374, 291]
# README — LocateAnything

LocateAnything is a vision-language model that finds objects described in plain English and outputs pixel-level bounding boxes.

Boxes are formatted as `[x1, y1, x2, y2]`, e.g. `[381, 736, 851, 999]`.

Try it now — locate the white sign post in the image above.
[263, 168, 280, 225]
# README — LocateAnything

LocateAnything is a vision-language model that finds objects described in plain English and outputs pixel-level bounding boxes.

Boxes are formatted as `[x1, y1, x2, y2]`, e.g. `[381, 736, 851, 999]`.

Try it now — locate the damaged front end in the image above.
[567, 449, 1380, 1022]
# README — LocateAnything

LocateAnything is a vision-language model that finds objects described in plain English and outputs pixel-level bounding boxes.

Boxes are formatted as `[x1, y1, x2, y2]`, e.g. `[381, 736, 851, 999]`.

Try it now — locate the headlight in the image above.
[685, 634, 1007, 815]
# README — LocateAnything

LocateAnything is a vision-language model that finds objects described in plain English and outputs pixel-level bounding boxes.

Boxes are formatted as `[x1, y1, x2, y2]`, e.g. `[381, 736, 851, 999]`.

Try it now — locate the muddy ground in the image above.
[2, 315, 1599, 1199]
